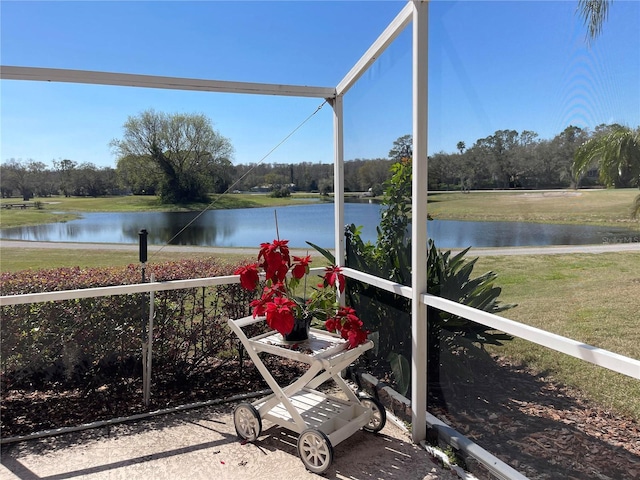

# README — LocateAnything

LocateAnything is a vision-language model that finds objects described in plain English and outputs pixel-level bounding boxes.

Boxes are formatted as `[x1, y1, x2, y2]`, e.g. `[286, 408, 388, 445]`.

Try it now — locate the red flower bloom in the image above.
[235, 264, 259, 291]
[258, 240, 291, 283]
[249, 298, 267, 318]
[265, 297, 296, 335]
[324, 306, 368, 349]
[291, 255, 311, 279]
[325, 318, 338, 333]
[323, 266, 345, 294]
[239, 237, 365, 343]
[346, 327, 369, 349]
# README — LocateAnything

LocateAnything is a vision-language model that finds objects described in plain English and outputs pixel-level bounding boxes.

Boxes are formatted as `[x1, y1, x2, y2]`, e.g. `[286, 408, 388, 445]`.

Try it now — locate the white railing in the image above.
[0, 274, 240, 306]
[4, 267, 638, 380]
[0, 267, 331, 307]
[338, 266, 640, 380]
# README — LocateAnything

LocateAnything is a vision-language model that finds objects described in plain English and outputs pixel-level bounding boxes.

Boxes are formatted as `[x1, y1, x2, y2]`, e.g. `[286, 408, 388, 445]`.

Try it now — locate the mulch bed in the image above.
[429, 355, 640, 480]
[1, 357, 305, 439]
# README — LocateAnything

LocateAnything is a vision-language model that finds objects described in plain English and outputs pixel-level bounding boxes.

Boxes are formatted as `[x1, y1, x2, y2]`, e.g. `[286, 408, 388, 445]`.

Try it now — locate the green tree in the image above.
[0, 159, 35, 200]
[116, 154, 162, 195]
[53, 159, 77, 197]
[111, 110, 233, 203]
[547, 126, 589, 188]
[71, 163, 118, 197]
[388, 134, 413, 161]
[473, 130, 520, 188]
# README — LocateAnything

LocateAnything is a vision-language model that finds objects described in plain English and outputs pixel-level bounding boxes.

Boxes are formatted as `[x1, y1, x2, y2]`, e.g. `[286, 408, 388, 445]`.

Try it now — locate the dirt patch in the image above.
[430, 355, 640, 480]
[521, 191, 583, 198]
[1, 357, 306, 438]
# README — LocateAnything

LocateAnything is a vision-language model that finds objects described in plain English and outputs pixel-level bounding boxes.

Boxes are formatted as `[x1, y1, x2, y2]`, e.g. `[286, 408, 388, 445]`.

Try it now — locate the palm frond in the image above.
[574, 125, 640, 188]
[578, 0, 611, 42]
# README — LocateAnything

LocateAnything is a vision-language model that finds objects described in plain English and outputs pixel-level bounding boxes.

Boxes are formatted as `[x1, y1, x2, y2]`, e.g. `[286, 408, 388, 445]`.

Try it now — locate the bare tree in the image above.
[111, 110, 233, 203]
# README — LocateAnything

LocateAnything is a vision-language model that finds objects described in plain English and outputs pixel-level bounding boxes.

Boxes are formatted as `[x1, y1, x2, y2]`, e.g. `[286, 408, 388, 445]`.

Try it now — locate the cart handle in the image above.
[229, 315, 265, 329]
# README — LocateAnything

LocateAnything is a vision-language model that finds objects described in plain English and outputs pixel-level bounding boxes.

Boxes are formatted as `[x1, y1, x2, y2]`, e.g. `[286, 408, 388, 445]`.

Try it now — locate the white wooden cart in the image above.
[228, 315, 386, 474]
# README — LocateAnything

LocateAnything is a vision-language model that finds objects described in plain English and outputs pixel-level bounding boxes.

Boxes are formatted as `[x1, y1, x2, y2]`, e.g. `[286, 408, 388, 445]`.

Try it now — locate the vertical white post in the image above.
[331, 95, 346, 270]
[142, 275, 155, 407]
[411, 0, 429, 443]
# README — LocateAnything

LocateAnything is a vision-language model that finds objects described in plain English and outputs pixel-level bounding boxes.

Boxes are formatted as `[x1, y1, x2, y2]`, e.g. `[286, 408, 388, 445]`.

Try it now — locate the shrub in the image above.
[341, 159, 514, 399]
[269, 187, 291, 198]
[0, 258, 254, 392]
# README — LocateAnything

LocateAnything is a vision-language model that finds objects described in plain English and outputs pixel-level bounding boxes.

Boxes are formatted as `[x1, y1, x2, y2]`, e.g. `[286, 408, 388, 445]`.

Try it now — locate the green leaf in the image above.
[306, 241, 335, 264]
[387, 352, 410, 396]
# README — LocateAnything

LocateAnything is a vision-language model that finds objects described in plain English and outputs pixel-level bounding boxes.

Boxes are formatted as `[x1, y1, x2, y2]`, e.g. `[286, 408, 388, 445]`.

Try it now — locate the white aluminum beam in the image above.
[411, 0, 429, 444]
[336, 2, 413, 96]
[0, 275, 239, 307]
[331, 96, 346, 272]
[0, 269, 327, 307]
[0, 66, 336, 99]
[424, 294, 640, 381]
[341, 267, 413, 298]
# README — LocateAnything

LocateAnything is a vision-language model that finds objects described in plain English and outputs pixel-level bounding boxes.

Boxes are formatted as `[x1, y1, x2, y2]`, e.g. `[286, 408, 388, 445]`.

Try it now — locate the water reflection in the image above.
[1, 204, 637, 248]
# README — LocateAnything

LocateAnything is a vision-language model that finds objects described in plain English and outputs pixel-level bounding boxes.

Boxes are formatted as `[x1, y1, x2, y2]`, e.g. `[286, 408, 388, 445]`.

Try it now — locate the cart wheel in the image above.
[297, 428, 333, 474]
[233, 403, 262, 441]
[361, 397, 386, 433]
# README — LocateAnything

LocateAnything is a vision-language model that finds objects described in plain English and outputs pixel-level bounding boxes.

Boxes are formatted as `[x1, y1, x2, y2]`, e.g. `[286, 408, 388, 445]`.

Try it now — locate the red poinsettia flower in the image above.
[346, 327, 369, 349]
[249, 298, 268, 318]
[258, 240, 291, 283]
[324, 306, 368, 349]
[322, 266, 345, 294]
[265, 296, 296, 335]
[291, 255, 311, 279]
[235, 264, 260, 291]
[238, 237, 366, 344]
[325, 317, 338, 333]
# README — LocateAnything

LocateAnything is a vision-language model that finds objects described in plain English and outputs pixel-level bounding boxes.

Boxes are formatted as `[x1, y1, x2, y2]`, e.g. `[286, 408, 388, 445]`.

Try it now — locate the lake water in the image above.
[1, 202, 637, 248]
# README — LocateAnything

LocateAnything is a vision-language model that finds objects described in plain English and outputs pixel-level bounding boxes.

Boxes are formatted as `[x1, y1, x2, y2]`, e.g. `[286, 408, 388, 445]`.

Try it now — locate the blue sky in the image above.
[1, 1, 639, 169]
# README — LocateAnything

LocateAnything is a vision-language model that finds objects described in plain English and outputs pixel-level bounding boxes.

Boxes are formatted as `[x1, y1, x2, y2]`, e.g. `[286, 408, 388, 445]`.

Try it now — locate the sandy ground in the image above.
[0, 402, 460, 480]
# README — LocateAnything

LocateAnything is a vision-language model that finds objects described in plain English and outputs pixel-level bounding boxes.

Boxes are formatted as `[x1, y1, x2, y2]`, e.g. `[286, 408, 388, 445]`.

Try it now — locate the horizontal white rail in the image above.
[0, 66, 336, 99]
[0, 275, 240, 307]
[342, 267, 412, 298]
[0, 267, 331, 307]
[3, 267, 638, 381]
[423, 293, 640, 380]
[342, 267, 639, 380]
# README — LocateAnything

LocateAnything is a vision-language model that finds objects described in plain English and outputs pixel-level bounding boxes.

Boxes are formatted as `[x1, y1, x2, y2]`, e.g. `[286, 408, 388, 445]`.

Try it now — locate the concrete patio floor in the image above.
[0, 402, 459, 480]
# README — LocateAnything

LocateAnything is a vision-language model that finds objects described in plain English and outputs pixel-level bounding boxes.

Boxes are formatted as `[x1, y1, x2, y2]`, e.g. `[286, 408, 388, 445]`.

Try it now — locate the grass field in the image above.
[0, 246, 252, 272]
[0, 193, 330, 228]
[429, 188, 640, 228]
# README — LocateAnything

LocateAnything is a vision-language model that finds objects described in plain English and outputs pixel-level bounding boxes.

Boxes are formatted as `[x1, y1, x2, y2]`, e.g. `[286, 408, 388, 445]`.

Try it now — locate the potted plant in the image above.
[234, 239, 368, 348]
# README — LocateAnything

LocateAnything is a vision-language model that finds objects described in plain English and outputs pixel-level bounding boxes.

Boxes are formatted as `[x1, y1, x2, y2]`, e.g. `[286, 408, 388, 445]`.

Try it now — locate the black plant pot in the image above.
[283, 316, 311, 342]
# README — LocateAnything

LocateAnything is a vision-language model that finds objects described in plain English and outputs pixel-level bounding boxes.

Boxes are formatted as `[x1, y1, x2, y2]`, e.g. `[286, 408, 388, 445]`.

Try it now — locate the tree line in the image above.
[429, 124, 639, 192]
[1, 110, 637, 203]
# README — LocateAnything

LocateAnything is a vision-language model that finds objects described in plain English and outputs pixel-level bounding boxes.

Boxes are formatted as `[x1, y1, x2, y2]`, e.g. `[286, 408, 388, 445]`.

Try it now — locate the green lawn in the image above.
[475, 252, 640, 420]
[0, 193, 330, 228]
[428, 188, 640, 228]
[0, 246, 252, 272]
